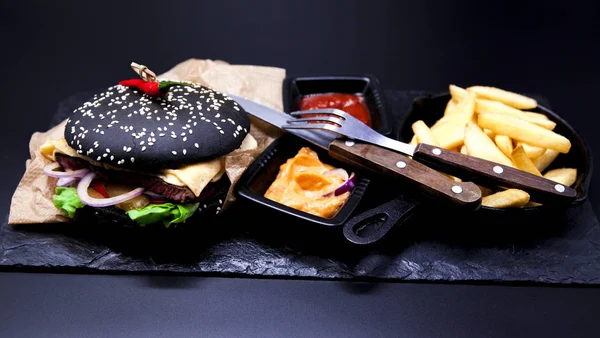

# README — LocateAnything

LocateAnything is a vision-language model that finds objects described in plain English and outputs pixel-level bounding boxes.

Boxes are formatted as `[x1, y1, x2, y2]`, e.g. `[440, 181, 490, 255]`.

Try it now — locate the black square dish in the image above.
[282, 75, 393, 136]
[234, 134, 370, 227]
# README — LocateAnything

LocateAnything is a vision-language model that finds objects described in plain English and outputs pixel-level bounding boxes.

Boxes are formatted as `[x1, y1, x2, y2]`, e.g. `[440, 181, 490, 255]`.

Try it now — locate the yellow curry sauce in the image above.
[264, 147, 351, 218]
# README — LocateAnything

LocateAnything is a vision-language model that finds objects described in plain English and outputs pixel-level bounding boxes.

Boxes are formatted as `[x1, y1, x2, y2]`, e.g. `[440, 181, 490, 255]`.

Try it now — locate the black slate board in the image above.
[1, 90, 599, 285]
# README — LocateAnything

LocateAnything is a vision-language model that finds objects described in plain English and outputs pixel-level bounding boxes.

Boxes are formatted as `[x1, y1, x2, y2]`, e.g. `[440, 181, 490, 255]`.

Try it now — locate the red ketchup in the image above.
[299, 93, 372, 127]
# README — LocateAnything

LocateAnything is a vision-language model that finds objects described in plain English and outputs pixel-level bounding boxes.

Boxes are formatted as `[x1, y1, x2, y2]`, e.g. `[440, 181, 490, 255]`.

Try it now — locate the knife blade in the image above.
[229, 94, 482, 209]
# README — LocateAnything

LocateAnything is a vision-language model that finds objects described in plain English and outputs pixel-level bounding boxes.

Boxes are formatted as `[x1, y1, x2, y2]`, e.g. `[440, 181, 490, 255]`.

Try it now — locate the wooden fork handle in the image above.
[328, 140, 482, 209]
[412, 143, 577, 205]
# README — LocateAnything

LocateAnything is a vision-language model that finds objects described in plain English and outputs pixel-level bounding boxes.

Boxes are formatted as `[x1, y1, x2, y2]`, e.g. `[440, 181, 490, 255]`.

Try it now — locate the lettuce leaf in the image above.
[53, 187, 85, 218]
[52, 186, 198, 227]
[125, 203, 199, 228]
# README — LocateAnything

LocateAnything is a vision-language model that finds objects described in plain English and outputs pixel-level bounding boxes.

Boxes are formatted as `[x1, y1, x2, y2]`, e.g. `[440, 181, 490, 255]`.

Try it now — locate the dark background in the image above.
[1, 1, 599, 337]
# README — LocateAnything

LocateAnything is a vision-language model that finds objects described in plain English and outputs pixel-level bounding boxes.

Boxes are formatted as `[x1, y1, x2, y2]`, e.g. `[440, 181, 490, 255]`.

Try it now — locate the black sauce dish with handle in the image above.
[342, 92, 593, 245]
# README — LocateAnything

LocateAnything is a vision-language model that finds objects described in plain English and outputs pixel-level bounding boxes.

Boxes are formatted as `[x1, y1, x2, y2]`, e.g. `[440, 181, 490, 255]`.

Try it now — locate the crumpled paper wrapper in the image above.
[8, 58, 285, 225]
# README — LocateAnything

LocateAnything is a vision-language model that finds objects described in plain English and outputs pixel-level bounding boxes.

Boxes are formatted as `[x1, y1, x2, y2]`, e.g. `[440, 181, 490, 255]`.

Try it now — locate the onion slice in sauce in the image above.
[77, 172, 145, 207]
[323, 168, 349, 181]
[43, 162, 89, 178]
[322, 173, 356, 197]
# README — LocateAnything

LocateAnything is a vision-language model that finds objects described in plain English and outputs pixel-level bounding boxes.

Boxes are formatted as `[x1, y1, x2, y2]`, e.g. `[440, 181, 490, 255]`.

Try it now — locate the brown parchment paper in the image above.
[8, 59, 285, 225]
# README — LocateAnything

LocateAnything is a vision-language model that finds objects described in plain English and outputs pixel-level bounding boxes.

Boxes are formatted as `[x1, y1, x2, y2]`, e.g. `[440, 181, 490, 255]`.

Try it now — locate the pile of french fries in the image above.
[409, 85, 578, 208]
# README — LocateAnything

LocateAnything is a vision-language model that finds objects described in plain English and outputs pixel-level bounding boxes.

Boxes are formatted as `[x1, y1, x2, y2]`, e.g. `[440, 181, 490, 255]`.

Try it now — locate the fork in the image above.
[282, 108, 577, 205]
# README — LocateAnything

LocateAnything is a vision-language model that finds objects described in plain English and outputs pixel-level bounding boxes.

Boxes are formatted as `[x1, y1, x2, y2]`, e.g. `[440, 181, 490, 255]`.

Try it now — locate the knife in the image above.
[229, 94, 482, 209]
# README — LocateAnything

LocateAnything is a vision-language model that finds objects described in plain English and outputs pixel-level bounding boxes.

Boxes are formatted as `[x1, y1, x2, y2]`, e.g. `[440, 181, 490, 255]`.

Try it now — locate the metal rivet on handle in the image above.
[345, 140, 355, 147]
[493, 165, 504, 174]
[432, 148, 442, 155]
[451, 185, 463, 194]
[554, 184, 565, 193]
[396, 161, 407, 169]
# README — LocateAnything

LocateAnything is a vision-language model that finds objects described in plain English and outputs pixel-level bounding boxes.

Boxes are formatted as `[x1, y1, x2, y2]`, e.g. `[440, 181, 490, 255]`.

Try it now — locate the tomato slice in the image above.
[90, 181, 109, 198]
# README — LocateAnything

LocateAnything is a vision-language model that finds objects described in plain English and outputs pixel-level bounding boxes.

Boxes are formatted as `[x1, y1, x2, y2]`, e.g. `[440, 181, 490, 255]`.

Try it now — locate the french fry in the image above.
[523, 201, 542, 208]
[449, 91, 476, 125]
[464, 122, 514, 167]
[511, 145, 542, 176]
[524, 112, 550, 120]
[475, 99, 556, 130]
[449, 84, 468, 102]
[533, 149, 560, 171]
[431, 120, 465, 149]
[521, 113, 556, 130]
[409, 135, 418, 146]
[412, 120, 439, 146]
[494, 135, 513, 158]
[443, 100, 456, 116]
[431, 116, 455, 128]
[482, 189, 530, 208]
[523, 116, 556, 130]
[516, 142, 545, 159]
[460, 145, 469, 155]
[478, 113, 571, 153]
[477, 185, 493, 197]
[447, 174, 462, 182]
[467, 86, 537, 109]
[543, 168, 577, 187]
[484, 129, 495, 139]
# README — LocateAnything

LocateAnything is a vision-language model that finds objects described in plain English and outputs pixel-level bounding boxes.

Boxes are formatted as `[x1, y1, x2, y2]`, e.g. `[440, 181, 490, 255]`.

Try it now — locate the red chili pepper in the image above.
[139, 81, 161, 96]
[118, 79, 146, 87]
[119, 79, 162, 96]
[90, 181, 109, 198]
[119, 79, 191, 96]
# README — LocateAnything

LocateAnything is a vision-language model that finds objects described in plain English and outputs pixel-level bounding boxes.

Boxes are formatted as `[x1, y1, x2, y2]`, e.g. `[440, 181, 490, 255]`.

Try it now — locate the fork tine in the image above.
[287, 116, 342, 125]
[281, 123, 340, 133]
[289, 108, 348, 118]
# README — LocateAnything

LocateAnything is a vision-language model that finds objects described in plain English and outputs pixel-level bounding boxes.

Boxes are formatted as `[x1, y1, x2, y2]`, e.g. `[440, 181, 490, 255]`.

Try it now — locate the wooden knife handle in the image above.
[413, 143, 577, 205]
[328, 140, 481, 209]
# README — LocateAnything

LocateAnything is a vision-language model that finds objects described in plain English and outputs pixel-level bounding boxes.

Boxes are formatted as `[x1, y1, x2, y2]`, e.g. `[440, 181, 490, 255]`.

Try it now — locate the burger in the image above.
[40, 78, 256, 227]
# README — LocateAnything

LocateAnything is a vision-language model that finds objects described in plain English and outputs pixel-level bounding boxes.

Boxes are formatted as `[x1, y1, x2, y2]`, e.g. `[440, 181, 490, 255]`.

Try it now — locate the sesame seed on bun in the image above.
[64, 84, 250, 170]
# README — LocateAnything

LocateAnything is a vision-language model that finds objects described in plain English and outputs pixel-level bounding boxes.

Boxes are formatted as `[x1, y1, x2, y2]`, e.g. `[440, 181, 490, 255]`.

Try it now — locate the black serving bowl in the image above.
[234, 133, 370, 227]
[398, 92, 592, 217]
[282, 75, 393, 137]
[341, 92, 593, 245]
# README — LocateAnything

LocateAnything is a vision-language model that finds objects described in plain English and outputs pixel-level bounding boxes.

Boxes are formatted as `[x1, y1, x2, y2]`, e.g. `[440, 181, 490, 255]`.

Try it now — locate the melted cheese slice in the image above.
[40, 133, 257, 197]
[160, 159, 222, 196]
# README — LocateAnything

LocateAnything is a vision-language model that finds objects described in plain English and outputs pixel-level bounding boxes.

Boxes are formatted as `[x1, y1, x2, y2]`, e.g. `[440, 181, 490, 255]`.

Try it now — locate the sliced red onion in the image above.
[323, 173, 357, 197]
[334, 173, 356, 196]
[44, 162, 89, 178]
[57, 177, 78, 187]
[324, 168, 349, 181]
[77, 172, 145, 207]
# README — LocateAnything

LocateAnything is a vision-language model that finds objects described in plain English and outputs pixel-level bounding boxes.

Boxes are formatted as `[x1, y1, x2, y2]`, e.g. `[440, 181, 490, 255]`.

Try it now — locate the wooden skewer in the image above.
[130, 62, 157, 82]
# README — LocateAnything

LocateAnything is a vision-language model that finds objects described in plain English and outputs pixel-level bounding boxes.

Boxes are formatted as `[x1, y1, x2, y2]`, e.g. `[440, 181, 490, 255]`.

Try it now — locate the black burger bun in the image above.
[64, 84, 250, 170]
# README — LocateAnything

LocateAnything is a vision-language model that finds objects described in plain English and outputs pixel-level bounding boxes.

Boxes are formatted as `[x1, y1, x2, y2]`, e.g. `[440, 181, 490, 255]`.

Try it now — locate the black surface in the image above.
[2, 272, 600, 338]
[2, 90, 598, 286]
[2, 0, 600, 337]
[64, 84, 250, 169]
